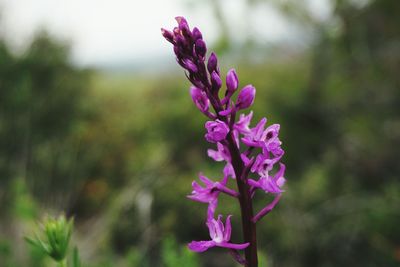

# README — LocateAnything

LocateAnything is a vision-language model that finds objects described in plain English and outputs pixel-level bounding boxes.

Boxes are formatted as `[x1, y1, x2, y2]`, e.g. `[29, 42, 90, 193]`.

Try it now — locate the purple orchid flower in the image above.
[162, 17, 287, 267]
[188, 215, 250, 252]
[188, 173, 238, 203]
[248, 163, 286, 194]
[250, 153, 281, 177]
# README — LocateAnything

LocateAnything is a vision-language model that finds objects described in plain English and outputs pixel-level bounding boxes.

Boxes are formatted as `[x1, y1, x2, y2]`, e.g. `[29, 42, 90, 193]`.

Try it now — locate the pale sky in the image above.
[1, 0, 331, 67]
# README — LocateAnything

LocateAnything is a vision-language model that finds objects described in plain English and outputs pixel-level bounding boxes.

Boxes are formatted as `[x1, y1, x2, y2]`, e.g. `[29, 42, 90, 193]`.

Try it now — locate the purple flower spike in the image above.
[188, 215, 250, 252]
[205, 120, 229, 143]
[226, 69, 239, 92]
[162, 17, 286, 265]
[236, 85, 256, 110]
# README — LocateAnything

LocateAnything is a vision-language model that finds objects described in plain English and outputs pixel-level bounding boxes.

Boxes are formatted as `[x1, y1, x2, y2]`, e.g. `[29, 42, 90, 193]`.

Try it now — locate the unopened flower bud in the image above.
[236, 85, 256, 110]
[161, 28, 174, 44]
[195, 39, 207, 58]
[192, 27, 203, 41]
[205, 120, 229, 143]
[207, 52, 218, 73]
[175, 34, 186, 50]
[190, 86, 209, 112]
[211, 71, 222, 91]
[176, 16, 191, 38]
[226, 69, 238, 92]
[184, 59, 198, 73]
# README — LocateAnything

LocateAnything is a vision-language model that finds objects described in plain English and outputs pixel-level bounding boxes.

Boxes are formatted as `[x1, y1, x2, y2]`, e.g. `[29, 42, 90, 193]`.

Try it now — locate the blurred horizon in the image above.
[1, 0, 331, 68]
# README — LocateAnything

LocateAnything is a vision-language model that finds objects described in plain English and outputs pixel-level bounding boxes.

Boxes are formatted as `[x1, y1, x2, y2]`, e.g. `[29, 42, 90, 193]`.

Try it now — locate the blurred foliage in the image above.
[1, 0, 400, 266]
[0, 30, 91, 214]
[161, 236, 199, 267]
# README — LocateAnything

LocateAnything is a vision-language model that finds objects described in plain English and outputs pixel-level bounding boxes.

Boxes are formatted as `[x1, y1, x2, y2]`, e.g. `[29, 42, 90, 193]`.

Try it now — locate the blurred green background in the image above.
[0, 0, 399, 266]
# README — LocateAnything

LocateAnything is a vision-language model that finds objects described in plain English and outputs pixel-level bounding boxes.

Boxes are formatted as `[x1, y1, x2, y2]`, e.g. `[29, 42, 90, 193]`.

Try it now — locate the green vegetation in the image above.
[25, 215, 77, 267]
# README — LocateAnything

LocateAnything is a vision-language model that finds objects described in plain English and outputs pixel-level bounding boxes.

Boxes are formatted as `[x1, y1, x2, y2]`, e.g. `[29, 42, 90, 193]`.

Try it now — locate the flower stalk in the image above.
[162, 17, 286, 267]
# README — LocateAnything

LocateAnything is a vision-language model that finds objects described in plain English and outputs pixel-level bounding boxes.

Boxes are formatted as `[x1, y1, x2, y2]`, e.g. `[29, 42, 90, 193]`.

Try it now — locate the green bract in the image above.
[25, 215, 73, 262]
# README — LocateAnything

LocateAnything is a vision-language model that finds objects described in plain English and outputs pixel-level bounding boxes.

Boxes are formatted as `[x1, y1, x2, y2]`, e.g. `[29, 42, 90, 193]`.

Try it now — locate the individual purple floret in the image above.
[188, 215, 249, 252]
[162, 17, 286, 267]
[187, 173, 238, 203]
[248, 163, 286, 194]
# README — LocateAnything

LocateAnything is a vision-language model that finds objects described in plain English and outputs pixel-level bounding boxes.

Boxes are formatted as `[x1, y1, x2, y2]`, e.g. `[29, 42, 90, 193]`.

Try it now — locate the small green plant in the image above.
[25, 215, 81, 267]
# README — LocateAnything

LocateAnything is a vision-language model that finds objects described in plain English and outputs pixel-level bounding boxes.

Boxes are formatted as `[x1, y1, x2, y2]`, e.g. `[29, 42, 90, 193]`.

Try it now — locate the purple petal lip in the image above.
[218, 242, 250, 250]
[188, 240, 216, 252]
[189, 215, 249, 253]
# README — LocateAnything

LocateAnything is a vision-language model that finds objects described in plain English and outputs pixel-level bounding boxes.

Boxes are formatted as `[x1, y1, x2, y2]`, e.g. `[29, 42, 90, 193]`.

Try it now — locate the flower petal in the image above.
[223, 215, 232, 241]
[218, 242, 250, 250]
[188, 240, 216, 252]
[199, 174, 213, 187]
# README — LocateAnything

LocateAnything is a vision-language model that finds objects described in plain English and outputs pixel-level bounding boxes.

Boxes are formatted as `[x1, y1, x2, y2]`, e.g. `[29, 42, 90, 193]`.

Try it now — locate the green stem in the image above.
[58, 259, 67, 267]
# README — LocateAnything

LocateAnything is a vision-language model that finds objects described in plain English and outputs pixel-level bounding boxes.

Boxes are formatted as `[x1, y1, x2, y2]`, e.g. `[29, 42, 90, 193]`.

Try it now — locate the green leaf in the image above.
[72, 247, 81, 267]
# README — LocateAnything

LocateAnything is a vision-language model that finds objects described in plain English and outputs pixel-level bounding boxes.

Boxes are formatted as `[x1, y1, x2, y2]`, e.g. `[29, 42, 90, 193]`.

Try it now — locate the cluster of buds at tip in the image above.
[161, 17, 256, 120]
[162, 17, 286, 266]
[25, 215, 73, 264]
